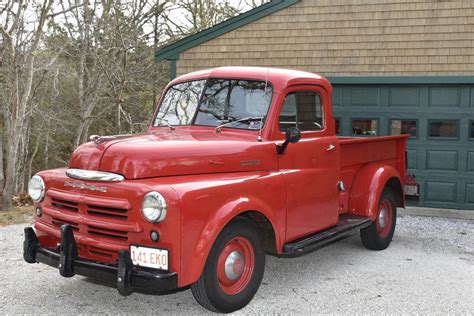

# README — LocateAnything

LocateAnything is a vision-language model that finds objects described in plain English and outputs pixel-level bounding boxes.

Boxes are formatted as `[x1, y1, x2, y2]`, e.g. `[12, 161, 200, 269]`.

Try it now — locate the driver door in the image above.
[277, 85, 340, 241]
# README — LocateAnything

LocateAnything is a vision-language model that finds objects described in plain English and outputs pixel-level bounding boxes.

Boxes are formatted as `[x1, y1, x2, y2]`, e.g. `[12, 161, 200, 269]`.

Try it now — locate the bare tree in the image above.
[166, 0, 242, 37]
[0, 136, 4, 208]
[64, 0, 171, 146]
[0, 0, 248, 211]
[0, 0, 54, 211]
[244, 0, 270, 8]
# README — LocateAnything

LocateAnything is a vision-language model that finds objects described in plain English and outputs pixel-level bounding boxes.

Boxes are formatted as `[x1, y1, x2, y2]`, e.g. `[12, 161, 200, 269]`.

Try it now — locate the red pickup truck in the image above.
[24, 67, 407, 313]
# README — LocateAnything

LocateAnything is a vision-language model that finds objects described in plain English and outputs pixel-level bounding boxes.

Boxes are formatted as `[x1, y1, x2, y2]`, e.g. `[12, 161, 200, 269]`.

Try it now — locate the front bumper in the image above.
[23, 225, 178, 295]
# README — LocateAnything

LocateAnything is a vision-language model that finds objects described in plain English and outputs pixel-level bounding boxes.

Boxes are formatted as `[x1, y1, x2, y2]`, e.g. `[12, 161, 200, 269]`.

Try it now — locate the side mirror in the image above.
[286, 127, 301, 143]
[277, 127, 301, 154]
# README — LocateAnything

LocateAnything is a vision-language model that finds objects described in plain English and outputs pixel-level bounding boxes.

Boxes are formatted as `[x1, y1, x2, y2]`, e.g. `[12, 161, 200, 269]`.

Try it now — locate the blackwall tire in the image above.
[191, 217, 265, 313]
[360, 188, 397, 250]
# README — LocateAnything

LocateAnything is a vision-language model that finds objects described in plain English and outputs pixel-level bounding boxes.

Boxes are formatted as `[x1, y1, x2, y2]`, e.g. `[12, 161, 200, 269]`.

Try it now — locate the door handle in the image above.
[326, 144, 336, 151]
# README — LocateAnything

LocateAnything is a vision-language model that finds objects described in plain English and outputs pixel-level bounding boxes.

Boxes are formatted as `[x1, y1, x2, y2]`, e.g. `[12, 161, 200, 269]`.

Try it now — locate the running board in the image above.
[282, 214, 372, 257]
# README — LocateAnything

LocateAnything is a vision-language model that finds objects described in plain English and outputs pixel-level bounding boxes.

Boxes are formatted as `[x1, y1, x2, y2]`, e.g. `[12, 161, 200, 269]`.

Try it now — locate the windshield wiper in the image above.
[161, 118, 175, 131]
[215, 116, 264, 132]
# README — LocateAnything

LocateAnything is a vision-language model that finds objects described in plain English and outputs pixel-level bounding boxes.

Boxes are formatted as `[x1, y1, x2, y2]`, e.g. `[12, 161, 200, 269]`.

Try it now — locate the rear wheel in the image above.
[191, 217, 265, 313]
[360, 188, 397, 250]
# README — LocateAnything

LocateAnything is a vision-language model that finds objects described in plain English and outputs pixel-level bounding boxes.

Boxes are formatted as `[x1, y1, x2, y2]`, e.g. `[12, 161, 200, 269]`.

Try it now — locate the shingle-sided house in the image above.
[155, 0, 474, 210]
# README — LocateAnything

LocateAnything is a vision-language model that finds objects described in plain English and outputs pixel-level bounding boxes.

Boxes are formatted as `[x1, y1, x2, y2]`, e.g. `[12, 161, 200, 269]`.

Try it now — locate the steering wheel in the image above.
[313, 122, 323, 130]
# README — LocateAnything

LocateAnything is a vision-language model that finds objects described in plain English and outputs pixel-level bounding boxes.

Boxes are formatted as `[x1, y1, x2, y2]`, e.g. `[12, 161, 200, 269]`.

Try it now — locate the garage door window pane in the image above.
[471, 121, 474, 139]
[391, 119, 417, 137]
[429, 120, 458, 138]
[352, 119, 378, 136]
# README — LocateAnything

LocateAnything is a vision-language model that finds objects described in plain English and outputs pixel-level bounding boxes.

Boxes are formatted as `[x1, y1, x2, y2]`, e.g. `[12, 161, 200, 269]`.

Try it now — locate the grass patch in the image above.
[0, 206, 34, 226]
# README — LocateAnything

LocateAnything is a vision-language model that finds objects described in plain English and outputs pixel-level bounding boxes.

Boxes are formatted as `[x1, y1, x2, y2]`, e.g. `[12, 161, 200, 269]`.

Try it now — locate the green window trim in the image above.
[469, 120, 474, 140]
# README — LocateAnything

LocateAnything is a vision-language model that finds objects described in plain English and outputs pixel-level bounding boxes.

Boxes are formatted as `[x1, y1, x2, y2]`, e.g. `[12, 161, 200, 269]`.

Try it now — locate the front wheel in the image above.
[360, 188, 397, 250]
[191, 217, 265, 313]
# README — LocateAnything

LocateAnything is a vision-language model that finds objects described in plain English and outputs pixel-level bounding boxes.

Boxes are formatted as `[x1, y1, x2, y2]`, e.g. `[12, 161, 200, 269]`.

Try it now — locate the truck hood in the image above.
[69, 129, 278, 179]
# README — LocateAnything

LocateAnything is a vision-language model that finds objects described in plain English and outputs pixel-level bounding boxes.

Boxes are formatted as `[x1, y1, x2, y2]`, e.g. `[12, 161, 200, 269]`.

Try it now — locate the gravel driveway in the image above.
[0, 215, 473, 314]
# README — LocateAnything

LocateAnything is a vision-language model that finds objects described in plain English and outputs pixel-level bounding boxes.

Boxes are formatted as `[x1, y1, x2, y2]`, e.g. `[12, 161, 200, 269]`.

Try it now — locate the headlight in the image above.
[141, 191, 167, 223]
[28, 175, 45, 202]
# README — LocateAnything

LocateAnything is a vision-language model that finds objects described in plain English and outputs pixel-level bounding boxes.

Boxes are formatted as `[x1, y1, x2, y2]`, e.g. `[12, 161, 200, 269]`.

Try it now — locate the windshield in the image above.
[154, 79, 273, 130]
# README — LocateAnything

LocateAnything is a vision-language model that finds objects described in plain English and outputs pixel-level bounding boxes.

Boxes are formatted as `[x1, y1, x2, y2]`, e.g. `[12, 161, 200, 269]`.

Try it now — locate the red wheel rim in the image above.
[216, 236, 255, 295]
[376, 199, 393, 238]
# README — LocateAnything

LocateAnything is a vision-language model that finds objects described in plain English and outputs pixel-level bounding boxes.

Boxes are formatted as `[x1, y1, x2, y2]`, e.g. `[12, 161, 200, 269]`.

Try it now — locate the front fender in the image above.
[348, 163, 403, 220]
[191, 197, 281, 281]
[170, 172, 286, 288]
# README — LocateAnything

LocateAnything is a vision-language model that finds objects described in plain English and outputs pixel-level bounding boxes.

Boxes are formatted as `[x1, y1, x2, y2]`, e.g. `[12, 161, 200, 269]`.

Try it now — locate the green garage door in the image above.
[331, 79, 474, 210]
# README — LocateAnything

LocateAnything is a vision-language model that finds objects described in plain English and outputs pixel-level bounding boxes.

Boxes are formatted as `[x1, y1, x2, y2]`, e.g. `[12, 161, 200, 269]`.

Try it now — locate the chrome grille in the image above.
[51, 198, 79, 213]
[88, 246, 115, 258]
[87, 225, 128, 241]
[51, 217, 79, 231]
[44, 190, 133, 242]
[87, 204, 128, 220]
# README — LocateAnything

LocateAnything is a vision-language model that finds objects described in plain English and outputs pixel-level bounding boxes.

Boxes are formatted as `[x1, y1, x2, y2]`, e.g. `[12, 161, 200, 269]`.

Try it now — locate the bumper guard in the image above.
[23, 225, 178, 295]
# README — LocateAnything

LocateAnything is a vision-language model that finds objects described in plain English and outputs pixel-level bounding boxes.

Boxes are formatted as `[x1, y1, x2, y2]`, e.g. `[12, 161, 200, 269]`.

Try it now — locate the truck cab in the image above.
[24, 67, 407, 313]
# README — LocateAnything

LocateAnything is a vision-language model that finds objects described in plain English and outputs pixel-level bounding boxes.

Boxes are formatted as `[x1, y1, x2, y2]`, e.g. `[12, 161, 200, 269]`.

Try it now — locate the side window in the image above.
[279, 91, 324, 132]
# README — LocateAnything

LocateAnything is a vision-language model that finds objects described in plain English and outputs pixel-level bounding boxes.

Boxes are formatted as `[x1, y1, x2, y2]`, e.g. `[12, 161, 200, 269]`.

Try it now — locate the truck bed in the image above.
[337, 135, 408, 213]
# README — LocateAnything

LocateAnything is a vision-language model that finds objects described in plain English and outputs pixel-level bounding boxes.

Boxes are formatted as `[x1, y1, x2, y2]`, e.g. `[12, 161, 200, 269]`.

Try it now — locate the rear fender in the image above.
[180, 197, 281, 287]
[348, 164, 404, 221]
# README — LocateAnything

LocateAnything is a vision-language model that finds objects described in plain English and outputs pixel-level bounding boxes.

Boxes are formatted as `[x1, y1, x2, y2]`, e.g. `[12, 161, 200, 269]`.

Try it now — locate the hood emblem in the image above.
[64, 181, 108, 192]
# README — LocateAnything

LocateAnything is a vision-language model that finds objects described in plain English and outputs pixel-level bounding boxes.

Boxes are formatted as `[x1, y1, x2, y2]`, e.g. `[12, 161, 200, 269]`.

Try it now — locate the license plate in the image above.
[130, 245, 169, 271]
[405, 184, 419, 196]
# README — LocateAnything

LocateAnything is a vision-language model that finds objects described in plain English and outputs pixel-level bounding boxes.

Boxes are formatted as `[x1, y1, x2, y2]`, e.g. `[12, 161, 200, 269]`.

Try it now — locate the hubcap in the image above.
[376, 199, 393, 238]
[224, 251, 244, 280]
[379, 207, 387, 228]
[216, 237, 255, 295]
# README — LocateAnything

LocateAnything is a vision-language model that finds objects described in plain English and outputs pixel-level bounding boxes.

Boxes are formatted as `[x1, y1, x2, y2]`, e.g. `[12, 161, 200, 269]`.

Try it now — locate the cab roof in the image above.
[169, 67, 332, 93]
